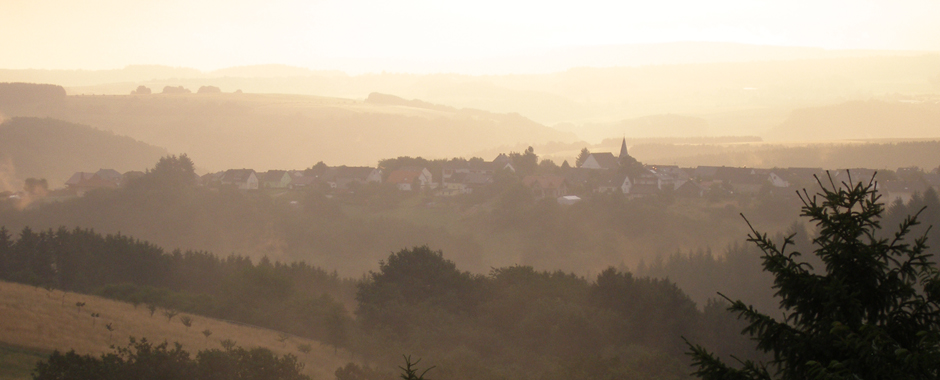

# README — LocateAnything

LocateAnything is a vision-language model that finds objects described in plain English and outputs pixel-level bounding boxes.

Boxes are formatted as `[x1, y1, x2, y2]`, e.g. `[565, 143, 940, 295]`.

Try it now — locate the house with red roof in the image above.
[387, 167, 433, 191]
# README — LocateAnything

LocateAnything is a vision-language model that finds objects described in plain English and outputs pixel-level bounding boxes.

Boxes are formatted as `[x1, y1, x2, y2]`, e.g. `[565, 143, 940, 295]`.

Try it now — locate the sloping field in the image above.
[0, 281, 353, 380]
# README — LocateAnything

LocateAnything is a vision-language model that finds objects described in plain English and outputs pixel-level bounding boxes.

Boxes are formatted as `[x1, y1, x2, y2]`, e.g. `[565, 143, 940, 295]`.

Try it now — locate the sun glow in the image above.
[2, 0, 939, 73]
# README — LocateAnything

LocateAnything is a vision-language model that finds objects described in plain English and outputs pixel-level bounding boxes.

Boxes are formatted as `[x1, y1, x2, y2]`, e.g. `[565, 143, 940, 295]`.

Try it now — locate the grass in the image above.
[0, 281, 354, 380]
[0, 343, 48, 380]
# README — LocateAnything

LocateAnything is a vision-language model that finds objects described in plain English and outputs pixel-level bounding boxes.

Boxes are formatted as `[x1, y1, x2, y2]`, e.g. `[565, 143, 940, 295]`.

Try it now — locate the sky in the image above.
[3, 0, 940, 74]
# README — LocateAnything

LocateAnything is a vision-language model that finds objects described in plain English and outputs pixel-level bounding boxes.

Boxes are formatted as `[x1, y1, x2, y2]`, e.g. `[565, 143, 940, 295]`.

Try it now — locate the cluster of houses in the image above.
[191, 155, 514, 195]
[50, 139, 940, 206]
[522, 140, 705, 202]
[62, 169, 142, 197]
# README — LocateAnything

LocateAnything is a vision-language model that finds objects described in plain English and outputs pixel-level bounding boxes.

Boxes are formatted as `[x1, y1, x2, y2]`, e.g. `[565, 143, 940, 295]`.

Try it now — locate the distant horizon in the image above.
[5, 0, 940, 74]
[2, 41, 937, 76]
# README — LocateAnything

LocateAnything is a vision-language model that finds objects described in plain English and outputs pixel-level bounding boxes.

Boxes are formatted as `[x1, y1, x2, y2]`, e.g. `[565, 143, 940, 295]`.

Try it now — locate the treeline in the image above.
[0, 222, 762, 379]
[635, 187, 940, 315]
[351, 246, 760, 380]
[636, 225, 813, 314]
[0, 82, 65, 107]
[0, 153, 796, 276]
[481, 186, 802, 273]
[34, 338, 308, 380]
[0, 154, 505, 275]
[883, 187, 940, 248]
[0, 225, 356, 348]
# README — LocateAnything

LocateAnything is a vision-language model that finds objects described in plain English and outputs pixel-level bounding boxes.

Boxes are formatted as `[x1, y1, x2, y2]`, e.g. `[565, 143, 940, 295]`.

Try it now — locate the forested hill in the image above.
[0, 226, 759, 380]
[766, 100, 940, 141]
[0, 117, 167, 189]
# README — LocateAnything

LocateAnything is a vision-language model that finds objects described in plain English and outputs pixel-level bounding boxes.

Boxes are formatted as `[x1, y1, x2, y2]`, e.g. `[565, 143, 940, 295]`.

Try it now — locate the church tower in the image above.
[618, 137, 628, 161]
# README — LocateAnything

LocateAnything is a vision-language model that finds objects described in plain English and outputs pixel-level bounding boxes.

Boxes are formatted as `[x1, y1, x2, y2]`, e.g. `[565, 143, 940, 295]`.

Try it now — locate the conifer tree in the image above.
[686, 173, 940, 379]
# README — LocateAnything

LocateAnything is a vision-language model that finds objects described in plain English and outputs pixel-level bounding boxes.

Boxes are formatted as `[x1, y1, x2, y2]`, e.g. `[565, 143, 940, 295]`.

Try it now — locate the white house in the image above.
[768, 172, 790, 188]
[221, 169, 259, 190]
[387, 167, 433, 191]
[581, 152, 619, 170]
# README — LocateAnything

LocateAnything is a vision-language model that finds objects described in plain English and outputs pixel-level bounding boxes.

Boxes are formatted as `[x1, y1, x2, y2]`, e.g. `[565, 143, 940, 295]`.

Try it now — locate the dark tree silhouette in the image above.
[398, 355, 434, 380]
[32, 338, 309, 380]
[509, 146, 538, 176]
[163, 309, 179, 322]
[576, 147, 590, 168]
[131, 85, 152, 95]
[220, 339, 236, 351]
[162, 85, 191, 94]
[355, 246, 484, 336]
[197, 86, 221, 94]
[180, 315, 193, 330]
[686, 173, 940, 380]
[131, 154, 196, 189]
[24, 178, 48, 194]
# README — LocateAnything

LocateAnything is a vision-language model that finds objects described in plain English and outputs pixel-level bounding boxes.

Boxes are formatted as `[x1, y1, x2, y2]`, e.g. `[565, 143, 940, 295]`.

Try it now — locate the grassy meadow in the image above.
[0, 281, 354, 380]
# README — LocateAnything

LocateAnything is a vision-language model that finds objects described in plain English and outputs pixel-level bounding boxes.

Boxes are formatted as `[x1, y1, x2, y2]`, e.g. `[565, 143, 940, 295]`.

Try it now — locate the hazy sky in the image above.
[3, 0, 939, 73]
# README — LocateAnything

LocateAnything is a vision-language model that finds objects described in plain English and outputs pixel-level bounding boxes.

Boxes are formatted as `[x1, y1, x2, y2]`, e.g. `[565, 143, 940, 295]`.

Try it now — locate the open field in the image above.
[0, 281, 354, 380]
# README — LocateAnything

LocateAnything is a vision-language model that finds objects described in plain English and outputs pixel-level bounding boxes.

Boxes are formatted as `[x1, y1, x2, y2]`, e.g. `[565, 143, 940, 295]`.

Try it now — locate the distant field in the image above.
[0, 281, 353, 380]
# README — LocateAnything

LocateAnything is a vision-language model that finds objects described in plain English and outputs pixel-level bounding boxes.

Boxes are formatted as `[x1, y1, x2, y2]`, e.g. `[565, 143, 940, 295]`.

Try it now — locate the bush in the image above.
[32, 337, 308, 380]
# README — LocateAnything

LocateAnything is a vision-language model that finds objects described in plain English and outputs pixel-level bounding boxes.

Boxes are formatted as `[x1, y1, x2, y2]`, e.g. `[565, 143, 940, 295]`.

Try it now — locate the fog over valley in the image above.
[2, 2, 940, 380]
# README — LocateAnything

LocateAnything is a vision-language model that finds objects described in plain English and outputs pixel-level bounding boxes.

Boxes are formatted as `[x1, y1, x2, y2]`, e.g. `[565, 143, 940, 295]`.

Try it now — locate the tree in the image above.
[592, 268, 699, 357]
[197, 86, 221, 94]
[0, 227, 10, 279]
[537, 159, 559, 174]
[180, 315, 193, 330]
[509, 147, 538, 177]
[398, 355, 434, 380]
[305, 161, 329, 176]
[335, 362, 394, 380]
[355, 246, 484, 335]
[220, 339, 236, 351]
[202, 329, 212, 344]
[131, 85, 152, 95]
[162, 85, 191, 94]
[24, 178, 48, 195]
[325, 305, 349, 353]
[576, 148, 590, 168]
[132, 154, 196, 189]
[686, 173, 940, 380]
[105, 323, 115, 344]
[164, 309, 179, 322]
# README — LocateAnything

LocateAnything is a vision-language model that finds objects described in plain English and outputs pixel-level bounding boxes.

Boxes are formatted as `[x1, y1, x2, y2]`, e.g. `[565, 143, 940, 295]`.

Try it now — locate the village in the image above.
[20, 138, 940, 208]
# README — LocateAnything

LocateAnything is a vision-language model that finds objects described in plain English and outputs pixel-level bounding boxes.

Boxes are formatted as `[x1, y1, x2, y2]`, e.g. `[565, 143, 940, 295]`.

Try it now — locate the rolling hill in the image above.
[3, 47, 938, 140]
[0, 280, 351, 380]
[0, 87, 577, 172]
[765, 100, 940, 141]
[0, 117, 167, 190]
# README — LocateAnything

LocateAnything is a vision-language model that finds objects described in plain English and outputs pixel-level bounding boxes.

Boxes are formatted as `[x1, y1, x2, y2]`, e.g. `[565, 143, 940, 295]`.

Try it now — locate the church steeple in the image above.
[619, 137, 628, 160]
